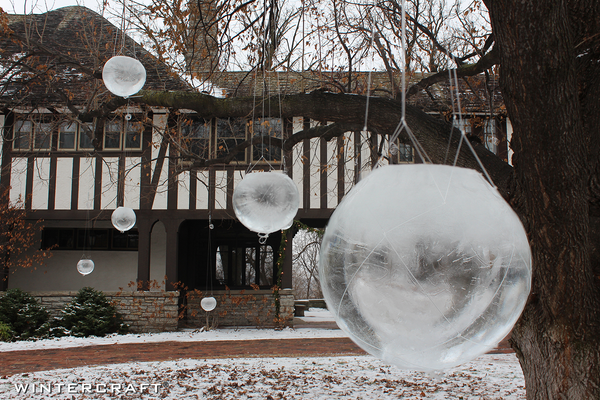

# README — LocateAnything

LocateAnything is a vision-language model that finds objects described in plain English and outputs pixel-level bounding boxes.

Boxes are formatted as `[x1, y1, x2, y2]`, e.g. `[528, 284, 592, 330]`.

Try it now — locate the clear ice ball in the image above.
[232, 172, 300, 235]
[77, 259, 94, 276]
[111, 206, 136, 233]
[102, 56, 146, 98]
[319, 164, 532, 371]
[201, 297, 217, 312]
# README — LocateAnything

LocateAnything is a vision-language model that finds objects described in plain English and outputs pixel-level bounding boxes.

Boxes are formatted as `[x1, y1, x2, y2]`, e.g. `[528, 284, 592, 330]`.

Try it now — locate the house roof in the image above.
[0, 6, 191, 109]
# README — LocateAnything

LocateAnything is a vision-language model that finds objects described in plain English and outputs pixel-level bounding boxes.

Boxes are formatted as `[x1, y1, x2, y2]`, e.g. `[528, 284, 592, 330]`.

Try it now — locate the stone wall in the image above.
[183, 289, 294, 328]
[24, 291, 180, 333]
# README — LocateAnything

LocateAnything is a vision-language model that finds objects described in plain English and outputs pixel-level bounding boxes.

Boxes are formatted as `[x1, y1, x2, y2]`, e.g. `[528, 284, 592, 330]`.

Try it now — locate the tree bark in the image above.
[484, 0, 600, 398]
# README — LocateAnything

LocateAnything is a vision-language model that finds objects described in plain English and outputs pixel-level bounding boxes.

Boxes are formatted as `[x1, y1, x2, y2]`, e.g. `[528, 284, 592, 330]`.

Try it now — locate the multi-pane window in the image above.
[103, 115, 143, 150]
[41, 228, 139, 251]
[452, 118, 472, 136]
[58, 121, 78, 150]
[13, 115, 144, 152]
[215, 242, 274, 288]
[12, 118, 53, 151]
[484, 119, 499, 155]
[12, 120, 32, 150]
[216, 118, 246, 161]
[396, 143, 414, 163]
[180, 118, 211, 158]
[78, 122, 95, 150]
[33, 120, 52, 150]
[104, 118, 122, 150]
[250, 117, 282, 162]
[391, 139, 414, 164]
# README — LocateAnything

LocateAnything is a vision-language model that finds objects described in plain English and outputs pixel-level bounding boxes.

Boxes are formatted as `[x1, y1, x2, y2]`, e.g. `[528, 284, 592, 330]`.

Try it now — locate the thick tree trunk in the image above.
[485, 0, 600, 398]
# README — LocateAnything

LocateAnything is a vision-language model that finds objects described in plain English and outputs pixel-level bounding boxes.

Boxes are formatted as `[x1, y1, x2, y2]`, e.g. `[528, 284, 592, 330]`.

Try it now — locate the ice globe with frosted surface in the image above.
[201, 297, 217, 312]
[319, 164, 532, 371]
[102, 56, 146, 98]
[232, 172, 299, 234]
[77, 259, 94, 276]
[111, 206, 136, 233]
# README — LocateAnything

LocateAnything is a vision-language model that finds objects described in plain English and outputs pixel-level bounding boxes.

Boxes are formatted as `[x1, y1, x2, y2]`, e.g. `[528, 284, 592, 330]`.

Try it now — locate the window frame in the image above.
[32, 119, 53, 151]
[78, 121, 96, 150]
[250, 117, 283, 163]
[215, 118, 247, 162]
[179, 117, 212, 159]
[102, 114, 144, 151]
[12, 119, 33, 151]
[41, 227, 139, 251]
[215, 240, 275, 288]
[58, 120, 79, 151]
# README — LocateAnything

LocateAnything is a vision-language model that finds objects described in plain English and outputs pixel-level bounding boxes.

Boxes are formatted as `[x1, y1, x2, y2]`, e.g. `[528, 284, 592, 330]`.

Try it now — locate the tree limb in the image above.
[406, 47, 499, 98]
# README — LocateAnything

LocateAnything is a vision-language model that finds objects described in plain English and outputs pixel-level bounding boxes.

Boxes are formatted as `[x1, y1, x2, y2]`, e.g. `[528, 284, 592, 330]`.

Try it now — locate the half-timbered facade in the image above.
[0, 6, 510, 327]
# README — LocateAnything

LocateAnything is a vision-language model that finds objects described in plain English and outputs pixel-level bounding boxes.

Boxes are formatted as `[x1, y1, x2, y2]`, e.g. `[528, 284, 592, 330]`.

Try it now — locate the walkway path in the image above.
[1, 311, 514, 377]
[1, 337, 365, 376]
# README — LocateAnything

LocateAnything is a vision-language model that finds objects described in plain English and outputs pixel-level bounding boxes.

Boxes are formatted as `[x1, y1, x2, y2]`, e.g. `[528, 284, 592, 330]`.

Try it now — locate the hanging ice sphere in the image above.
[282, 219, 294, 230]
[201, 297, 217, 312]
[111, 206, 136, 233]
[319, 164, 532, 371]
[232, 171, 299, 235]
[77, 258, 94, 276]
[102, 56, 146, 98]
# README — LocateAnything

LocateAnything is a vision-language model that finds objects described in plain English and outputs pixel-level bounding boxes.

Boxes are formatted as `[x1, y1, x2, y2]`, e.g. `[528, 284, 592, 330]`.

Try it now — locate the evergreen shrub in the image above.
[0, 288, 48, 340]
[0, 321, 14, 342]
[53, 287, 129, 337]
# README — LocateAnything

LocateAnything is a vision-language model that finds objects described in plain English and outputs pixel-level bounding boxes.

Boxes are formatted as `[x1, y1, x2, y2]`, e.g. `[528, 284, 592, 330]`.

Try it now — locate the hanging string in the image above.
[363, 28, 376, 133]
[448, 59, 495, 188]
[83, 208, 91, 260]
[205, 213, 214, 296]
[382, 0, 432, 166]
[276, 71, 287, 173]
[380, 0, 495, 189]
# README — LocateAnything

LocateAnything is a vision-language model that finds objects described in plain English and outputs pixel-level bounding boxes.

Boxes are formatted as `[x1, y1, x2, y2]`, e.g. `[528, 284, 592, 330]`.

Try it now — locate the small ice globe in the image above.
[319, 164, 532, 371]
[111, 206, 136, 233]
[232, 172, 299, 235]
[201, 297, 217, 312]
[77, 258, 94, 276]
[102, 56, 146, 98]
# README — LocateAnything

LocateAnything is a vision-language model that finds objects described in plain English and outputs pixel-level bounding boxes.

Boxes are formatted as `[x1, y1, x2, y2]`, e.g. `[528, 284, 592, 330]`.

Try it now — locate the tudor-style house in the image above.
[0, 6, 511, 330]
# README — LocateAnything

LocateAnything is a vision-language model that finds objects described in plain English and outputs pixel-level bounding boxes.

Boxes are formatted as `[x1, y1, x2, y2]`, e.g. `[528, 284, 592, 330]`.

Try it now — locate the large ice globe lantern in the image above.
[232, 171, 300, 235]
[77, 258, 95, 276]
[319, 164, 532, 371]
[102, 56, 146, 98]
[111, 206, 136, 233]
[201, 297, 217, 312]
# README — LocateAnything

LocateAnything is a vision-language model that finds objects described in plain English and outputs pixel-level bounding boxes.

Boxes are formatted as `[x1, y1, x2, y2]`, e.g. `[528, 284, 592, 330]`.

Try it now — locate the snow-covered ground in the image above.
[0, 309, 345, 352]
[0, 308, 526, 399]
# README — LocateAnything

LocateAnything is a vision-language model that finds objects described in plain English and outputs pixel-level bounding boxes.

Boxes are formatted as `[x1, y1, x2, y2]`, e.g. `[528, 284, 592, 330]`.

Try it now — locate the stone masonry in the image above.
[1, 289, 294, 332]
[22, 291, 179, 333]
[184, 289, 295, 328]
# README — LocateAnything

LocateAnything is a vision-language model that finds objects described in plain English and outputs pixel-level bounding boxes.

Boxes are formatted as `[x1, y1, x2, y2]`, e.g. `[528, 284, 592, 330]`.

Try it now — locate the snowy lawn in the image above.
[0, 309, 525, 399]
[0, 354, 525, 399]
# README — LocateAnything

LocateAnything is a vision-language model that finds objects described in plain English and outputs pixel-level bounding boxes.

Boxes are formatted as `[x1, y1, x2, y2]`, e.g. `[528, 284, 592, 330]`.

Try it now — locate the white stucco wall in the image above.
[8, 221, 138, 292]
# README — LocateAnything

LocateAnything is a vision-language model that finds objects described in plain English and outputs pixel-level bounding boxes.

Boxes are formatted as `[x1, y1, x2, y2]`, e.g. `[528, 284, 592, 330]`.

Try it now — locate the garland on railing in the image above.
[272, 220, 324, 325]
